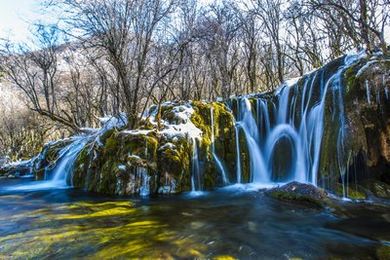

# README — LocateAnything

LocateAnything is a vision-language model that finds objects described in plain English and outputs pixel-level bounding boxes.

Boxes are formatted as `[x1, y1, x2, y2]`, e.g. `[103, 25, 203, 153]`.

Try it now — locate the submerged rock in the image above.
[266, 182, 328, 207]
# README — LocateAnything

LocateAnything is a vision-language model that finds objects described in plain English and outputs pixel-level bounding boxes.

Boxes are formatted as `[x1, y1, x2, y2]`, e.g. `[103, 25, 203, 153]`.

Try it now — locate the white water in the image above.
[234, 124, 242, 183]
[139, 167, 151, 196]
[4, 54, 366, 196]
[229, 54, 361, 189]
[3, 137, 87, 191]
[365, 80, 371, 104]
[236, 98, 269, 183]
[190, 137, 202, 193]
[210, 107, 229, 184]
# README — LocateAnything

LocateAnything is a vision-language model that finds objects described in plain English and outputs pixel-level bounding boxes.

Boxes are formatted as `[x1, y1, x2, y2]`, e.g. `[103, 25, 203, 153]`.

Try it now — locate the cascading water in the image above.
[365, 80, 371, 104]
[49, 137, 88, 186]
[4, 114, 127, 192]
[190, 137, 202, 192]
[210, 107, 229, 184]
[229, 53, 362, 189]
[234, 124, 242, 183]
[5, 136, 88, 191]
[236, 98, 269, 183]
[139, 167, 151, 196]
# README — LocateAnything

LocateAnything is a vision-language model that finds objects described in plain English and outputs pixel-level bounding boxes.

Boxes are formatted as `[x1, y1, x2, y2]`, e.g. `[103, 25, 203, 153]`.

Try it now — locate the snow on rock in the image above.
[284, 77, 301, 87]
[143, 102, 203, 140]
[99, 112, 128, 131]
[118, 164, 126, 171]
[128, 154, 142, 160]
[356, 58, 390, 78]
[158, 142, 176, 151]
[121, 129, 153, 136]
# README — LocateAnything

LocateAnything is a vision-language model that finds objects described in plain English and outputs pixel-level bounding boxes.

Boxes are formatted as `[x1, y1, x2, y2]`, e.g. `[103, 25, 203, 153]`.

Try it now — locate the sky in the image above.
[0, 0, 56, 43]
[1, 0, 388, 45]
[0, 0, 216, 44]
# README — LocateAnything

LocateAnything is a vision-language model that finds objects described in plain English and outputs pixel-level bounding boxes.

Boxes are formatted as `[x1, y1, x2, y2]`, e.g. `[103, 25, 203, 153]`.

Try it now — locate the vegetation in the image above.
[0, 0, 389, 161]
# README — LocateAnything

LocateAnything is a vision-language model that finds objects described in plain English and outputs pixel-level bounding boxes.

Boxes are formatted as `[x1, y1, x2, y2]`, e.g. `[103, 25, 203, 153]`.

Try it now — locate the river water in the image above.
[0, 178, 389, 259]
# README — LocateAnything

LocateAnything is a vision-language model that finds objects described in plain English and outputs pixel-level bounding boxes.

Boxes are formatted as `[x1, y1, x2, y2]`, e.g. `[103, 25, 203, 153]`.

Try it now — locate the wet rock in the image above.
[266, 181, 328, 207]
[0, 160, 33, 179]
[319, 54, 390, 195]
[361, 179, 390, 199]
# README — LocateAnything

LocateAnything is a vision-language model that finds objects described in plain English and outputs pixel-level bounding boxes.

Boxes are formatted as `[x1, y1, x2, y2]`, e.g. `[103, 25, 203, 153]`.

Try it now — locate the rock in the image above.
[6, 54, 389, 197]
[0, 160, 33, 179]
[266, 181, 328, 207]
[69, 100, 236, 196]
[333, 183, 367, 200]
[361, 179, 390, 199]
[319, 54, 390, 194]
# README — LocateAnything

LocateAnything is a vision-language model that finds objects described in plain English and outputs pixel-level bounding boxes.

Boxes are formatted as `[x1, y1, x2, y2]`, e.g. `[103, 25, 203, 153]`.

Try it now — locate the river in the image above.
[0, 178, 389, 258]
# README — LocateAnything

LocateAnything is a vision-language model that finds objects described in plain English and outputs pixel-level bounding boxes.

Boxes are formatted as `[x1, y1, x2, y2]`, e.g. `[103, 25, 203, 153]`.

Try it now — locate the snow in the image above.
[128, 154, 141, 160]
[122, 129, 153, 135]
[99, 112, 128, 131]
[158, 142, 176, 151]
[356, 58, 390, 77]
[356, 60, 379, 77]
[118, 164, 126, 171]
[3, 159, 32, 168]
[142, 103, 203, 140]
[284, 77, 300, 87]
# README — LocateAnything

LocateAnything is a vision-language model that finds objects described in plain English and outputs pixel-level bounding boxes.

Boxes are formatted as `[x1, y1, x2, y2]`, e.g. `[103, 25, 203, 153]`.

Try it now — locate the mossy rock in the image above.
[32, 139, 73, 180]
[361, 179, 390, 199]
[333, 183, 367, 200]
[318, 54, 390, 194]
[266, 182, 328, 208]
[376, 245, 390, 260]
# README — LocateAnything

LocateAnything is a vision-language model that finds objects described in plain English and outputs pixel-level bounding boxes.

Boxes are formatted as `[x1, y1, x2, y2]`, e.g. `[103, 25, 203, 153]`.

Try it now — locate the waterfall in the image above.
[210, 107, 229, 184]
[190, 137, 201, 192]
[234, 124, 242, 183]
[139, 167, 150, 196]
[365, 80, 371, 104]
[236, 98, 269, 183]
[49, 137, 88, 186]
[5, 137, 87, 191]
[227, 53, 361, 188]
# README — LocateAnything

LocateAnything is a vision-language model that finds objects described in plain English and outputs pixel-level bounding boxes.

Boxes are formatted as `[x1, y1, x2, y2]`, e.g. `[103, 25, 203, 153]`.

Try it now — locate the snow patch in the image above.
[158, 142, 176, 151]
[118, 164, 126, 171]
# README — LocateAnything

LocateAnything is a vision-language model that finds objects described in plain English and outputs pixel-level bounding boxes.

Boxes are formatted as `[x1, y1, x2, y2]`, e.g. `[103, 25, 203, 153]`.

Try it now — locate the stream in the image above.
[0, 178, 389, 259]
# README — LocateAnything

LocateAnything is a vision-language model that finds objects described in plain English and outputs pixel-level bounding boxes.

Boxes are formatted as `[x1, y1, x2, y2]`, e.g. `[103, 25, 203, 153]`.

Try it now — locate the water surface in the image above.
[0, 179, 389, 259]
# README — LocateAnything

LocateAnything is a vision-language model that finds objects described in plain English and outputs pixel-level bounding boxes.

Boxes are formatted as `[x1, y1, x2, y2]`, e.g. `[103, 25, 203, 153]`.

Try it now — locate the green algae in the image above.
[0, 199, 208, 259]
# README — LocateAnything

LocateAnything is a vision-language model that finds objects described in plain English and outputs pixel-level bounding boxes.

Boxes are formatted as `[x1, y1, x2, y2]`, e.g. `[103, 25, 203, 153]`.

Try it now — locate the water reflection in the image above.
[0, 180, 388, 259]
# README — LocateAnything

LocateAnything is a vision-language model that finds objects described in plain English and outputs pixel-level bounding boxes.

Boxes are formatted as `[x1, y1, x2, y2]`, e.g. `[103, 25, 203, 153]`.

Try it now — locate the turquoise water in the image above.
[0, 178, 389, 259]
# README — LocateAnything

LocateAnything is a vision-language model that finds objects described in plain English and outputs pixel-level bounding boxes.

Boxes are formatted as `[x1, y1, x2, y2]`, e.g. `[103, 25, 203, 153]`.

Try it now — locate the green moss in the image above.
[334, 184, 367, 200]
[190, 101, 212, 148]
[361, 179, 390, 199]
[104, 133, 120, 154]
[376, 245, 390, 260]
[268, 191, 324, 208]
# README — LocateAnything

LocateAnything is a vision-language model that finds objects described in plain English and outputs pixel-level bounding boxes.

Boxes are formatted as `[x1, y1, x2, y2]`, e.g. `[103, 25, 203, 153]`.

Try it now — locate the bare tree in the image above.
[0, 25, 79, 131]
[56, 0, 176, 128]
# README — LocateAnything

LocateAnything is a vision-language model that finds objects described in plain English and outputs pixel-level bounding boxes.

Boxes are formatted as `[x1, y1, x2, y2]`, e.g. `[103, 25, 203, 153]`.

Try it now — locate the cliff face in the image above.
[4, 53, 389, 198]
[319, 55, 390, 196]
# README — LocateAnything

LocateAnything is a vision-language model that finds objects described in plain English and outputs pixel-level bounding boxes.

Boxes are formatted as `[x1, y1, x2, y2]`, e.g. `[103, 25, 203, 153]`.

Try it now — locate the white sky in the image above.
[0, 0, 217, 43]
[0, 0, 388, 45]
[0, 0, 58, 43]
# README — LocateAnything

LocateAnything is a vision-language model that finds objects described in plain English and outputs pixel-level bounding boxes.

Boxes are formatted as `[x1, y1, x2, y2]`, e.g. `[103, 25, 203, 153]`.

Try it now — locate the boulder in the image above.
[266, 181, 328, 207]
